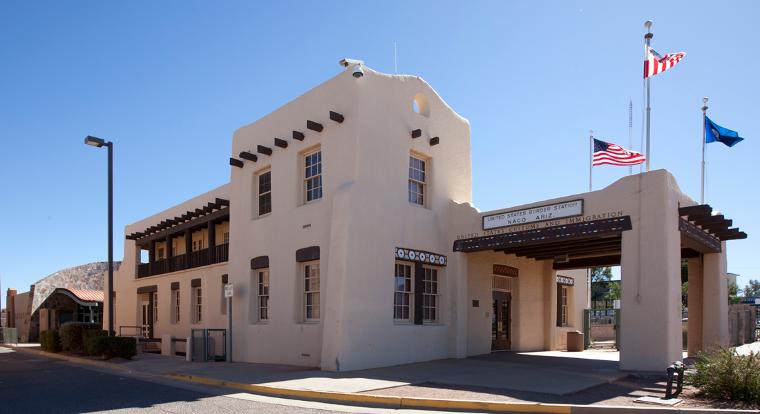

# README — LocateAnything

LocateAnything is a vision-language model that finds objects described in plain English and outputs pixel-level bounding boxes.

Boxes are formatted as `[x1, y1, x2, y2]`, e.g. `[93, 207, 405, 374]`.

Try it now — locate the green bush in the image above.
[83, 330, 108, 356]
[59, 322, 100, 353]
[690, 347, 760, 404]
[39, 330, 60, 353]
[88, 336, 137, 359]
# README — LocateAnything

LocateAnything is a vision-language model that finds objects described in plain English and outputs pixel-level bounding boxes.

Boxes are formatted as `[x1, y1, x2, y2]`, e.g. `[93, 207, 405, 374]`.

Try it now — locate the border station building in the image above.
[109, 62, 745, 372]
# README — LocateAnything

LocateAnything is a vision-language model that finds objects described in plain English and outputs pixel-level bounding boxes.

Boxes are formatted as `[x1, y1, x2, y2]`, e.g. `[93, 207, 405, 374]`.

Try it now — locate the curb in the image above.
[165, 372, 571, 413]
[165, 373, 759, 414]
[4, 345, 132, 373]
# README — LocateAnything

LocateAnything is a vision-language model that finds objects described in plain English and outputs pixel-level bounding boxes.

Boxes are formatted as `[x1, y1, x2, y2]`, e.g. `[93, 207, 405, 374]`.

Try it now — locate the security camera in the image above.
[351, 64, 364, 78]
[339, 58, 364, 68]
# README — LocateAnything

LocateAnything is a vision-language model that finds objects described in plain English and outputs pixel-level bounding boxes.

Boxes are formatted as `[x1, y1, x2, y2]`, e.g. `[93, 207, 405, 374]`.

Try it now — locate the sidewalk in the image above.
[5, 344, 757, 413]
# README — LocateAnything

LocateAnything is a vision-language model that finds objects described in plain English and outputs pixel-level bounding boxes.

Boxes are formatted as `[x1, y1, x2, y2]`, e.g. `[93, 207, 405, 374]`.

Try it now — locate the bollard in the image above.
[664, 361, 685, 399]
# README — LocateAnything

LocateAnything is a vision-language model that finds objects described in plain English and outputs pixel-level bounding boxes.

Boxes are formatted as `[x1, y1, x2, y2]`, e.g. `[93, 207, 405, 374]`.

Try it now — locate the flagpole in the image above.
[589, 130, 593, 191]
[701, 97, 708, 204]
[628, 100, 633, 175]
[644, 20, 653, 172]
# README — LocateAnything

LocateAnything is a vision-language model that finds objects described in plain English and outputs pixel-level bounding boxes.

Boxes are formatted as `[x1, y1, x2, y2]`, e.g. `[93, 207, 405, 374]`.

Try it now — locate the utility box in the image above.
[567, 331, 584, 352]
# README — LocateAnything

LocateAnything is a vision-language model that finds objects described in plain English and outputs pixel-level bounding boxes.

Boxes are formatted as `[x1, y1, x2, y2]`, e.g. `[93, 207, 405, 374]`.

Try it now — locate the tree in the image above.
[728, 282, 741, 305]
[744, 279, 760, 298]
[590, 267, 614, 303]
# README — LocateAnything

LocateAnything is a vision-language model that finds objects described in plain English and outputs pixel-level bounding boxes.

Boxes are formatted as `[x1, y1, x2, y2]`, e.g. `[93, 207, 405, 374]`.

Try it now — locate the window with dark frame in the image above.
[393, 263, 412, 321]
[408, 155, 426, 206]
[304, 150, 322, 202]
[557, 285, 569, 327]
[422, 267, 439, 323]
[303, 263, 320, 321]
[193, 286, 203, 323]
[172, 288, 180, 324]
[258, 170, 272, 216]
[258, 269, 269, 321]
[153, 292, 158, 323]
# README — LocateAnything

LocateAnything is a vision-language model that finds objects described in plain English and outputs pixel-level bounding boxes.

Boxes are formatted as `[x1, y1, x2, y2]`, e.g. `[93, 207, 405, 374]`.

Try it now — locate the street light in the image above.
[84, 135, 114, 336]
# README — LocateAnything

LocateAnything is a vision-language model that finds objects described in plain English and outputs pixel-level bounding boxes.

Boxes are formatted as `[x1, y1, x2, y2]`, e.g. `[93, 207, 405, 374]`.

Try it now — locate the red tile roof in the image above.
[66, 288, 104, 303]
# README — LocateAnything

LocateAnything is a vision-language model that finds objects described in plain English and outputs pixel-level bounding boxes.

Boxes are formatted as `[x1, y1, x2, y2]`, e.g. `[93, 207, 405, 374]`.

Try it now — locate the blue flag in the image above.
[705, 116, 743, 147]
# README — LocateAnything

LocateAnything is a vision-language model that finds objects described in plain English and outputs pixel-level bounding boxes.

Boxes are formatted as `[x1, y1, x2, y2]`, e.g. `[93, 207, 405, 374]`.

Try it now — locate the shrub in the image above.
[690, 347, 760, 404]
[83, 330, 108, 356]
[88, 336, 137, 360]
[59, 322, 100, 353]
[40, 330, 60, 353]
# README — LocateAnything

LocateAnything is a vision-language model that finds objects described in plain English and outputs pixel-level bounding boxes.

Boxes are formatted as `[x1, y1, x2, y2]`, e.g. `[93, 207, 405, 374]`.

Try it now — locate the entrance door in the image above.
[492, 291, 511, 350]
[141, 297, 153, 338]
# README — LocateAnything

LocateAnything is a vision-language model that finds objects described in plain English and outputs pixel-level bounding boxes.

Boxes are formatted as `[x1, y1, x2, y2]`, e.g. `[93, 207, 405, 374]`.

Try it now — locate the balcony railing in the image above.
[136, 243, 229, 278]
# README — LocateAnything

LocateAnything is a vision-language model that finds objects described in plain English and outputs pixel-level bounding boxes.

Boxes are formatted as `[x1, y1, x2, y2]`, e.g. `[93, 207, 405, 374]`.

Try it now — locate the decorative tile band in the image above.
[395, 247, 447, 266]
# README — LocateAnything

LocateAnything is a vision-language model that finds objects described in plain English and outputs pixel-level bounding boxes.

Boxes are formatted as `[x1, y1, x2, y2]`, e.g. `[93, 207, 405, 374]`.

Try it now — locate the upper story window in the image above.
[408, 155, 427, 206]
[303, 149, 323, 203]
[157, 247, 165, 260]
[223, 231, 230, 244]
[257, 169, 272, 216]
[192, 238, 204, 252]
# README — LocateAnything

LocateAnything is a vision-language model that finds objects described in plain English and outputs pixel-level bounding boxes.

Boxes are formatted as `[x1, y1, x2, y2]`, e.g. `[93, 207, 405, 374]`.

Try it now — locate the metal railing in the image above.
[136, 243, 229, 278]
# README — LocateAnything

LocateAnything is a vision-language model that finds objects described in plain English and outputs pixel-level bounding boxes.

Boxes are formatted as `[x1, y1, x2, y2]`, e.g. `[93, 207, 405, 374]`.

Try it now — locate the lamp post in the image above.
[84, 135, 114, 336]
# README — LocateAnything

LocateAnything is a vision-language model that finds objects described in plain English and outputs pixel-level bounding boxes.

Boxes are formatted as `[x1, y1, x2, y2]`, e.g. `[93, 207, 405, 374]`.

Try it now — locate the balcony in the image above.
[137, 243, 229, 278]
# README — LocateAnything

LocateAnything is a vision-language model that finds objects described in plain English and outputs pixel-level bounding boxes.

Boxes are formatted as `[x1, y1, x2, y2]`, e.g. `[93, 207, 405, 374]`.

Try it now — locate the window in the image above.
[393, 263, 412, 321]
[408, 155, 426, 206]
[557, 285, 569, 327]
[171, 288, 180, 324]
[157, 247, 165, 260]
[153, 292, 158, 323]
[258, 269, 270, 321]
[193, 286, 202, 323]
[422, 267, 439, 323]
[192, 238, 203, 252]
[303, 149, 322, 202]
[257, 170, 272, 216]
[303, 263, 320, 321]
[223, 231, 230, 244]
[393, 262, 442, 324]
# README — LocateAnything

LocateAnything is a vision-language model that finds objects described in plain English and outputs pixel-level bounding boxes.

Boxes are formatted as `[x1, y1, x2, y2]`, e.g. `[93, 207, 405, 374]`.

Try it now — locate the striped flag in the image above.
[644, 47, 686, 78]
[593, 139, 645, 166]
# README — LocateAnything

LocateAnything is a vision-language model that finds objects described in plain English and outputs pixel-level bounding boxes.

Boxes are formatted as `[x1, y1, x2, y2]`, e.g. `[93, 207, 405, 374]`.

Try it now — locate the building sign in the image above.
[556, 275, 574, 286]
[493, 264, 519, 277]
[395, 247, 447, 266]
[482, 200, 584, 230]
[224, 283, 234, 298]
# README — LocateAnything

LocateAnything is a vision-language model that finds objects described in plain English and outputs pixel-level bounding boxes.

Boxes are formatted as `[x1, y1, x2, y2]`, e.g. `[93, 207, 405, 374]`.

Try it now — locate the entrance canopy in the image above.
[453, 216, 631, 270]
[453, 204, 746, 271]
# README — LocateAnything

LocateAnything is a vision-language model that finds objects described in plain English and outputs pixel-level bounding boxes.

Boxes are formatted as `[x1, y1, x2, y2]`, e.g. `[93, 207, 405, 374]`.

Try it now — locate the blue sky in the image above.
[1, 1, 758, 307]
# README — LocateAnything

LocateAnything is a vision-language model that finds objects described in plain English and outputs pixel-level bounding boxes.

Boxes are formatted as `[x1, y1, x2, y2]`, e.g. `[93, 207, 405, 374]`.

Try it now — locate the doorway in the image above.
[140, 294, 154, 338]
[492, 291, 511, 350]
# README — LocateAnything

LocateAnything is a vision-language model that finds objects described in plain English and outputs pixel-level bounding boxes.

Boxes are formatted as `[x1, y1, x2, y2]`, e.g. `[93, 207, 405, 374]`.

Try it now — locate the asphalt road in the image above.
[0, 348, 404, 414]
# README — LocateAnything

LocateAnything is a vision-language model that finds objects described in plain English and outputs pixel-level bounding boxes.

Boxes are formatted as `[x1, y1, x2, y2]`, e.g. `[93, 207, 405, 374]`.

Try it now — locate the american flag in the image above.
[593, 139, 645, 166]
[644, 47, 686, 78]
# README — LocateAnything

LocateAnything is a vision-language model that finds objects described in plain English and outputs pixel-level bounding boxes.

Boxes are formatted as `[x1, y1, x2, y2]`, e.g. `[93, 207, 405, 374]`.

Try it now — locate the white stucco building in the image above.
[108, 62, 744, 372]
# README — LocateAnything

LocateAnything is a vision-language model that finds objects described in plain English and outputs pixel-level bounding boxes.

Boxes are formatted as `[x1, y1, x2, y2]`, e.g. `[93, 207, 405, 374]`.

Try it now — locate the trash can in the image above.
[567, 331, 584, 352]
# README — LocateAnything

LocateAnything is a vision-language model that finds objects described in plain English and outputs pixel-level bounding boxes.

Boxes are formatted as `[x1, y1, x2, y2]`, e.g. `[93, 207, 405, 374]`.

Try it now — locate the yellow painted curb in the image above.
[166, 372, 572, 414]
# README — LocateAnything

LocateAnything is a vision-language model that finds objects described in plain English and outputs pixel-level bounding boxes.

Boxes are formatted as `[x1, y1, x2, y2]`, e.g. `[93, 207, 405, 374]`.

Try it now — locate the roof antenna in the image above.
[394, 41, 398, 74]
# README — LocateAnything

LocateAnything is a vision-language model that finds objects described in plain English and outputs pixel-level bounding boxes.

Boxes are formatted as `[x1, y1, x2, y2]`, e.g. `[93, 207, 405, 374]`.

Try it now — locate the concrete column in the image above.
[620, 172, 682, 371]
[702, 244, 729, 349]
[687, 257, 704, 357]
[543, 261, 556, 350]
[449, 252, 469, 358]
